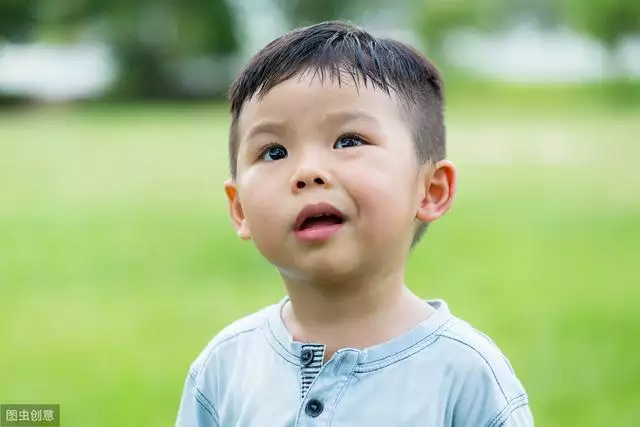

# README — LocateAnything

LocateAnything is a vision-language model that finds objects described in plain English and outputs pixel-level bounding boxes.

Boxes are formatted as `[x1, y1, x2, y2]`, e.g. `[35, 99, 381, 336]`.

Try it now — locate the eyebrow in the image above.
[243, 121, 287, 143]
[319, 110, 385, 137]
[242, 110, 382, 144]
[322, 110, 381, 127]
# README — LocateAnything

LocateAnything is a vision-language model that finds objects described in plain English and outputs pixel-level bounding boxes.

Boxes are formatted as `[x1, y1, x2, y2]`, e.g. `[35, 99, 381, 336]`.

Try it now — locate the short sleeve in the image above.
[447, 345, 534, 427]
[175, 371, 219, 427]
[498, 403, 534, 427]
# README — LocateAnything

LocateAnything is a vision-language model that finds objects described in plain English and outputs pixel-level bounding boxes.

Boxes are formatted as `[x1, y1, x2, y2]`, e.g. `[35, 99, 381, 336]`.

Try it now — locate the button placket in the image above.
[299, 344, 324, 400]
[295, 350, 361, 425]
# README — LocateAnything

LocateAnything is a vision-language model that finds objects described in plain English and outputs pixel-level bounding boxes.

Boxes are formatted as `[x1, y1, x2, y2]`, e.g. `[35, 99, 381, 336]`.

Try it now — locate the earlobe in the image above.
[224, 179, 252, 240]
[415, 160, 457, 224]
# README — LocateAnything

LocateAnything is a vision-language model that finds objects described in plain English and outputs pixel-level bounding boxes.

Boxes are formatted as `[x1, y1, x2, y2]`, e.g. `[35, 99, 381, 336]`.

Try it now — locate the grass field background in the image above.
[1, 85, 639, 426]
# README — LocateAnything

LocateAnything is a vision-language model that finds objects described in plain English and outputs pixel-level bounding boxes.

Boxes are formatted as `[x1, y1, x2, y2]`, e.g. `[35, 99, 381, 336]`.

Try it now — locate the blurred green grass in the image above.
[1, 87, 639, 426]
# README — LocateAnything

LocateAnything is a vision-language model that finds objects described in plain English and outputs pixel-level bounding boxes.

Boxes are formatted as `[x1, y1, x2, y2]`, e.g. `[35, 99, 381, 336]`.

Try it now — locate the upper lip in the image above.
[293, 202, 346, 230]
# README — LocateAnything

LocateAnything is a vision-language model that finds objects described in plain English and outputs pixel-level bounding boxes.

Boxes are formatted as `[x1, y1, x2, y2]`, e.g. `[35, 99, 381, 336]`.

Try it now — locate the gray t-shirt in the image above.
[175, 298, 533, 426]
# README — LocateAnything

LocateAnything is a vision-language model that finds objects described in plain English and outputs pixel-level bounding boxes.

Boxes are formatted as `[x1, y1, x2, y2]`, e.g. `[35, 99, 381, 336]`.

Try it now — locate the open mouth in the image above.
[293, 203, 346, 235]
[298, 212, 344, 230]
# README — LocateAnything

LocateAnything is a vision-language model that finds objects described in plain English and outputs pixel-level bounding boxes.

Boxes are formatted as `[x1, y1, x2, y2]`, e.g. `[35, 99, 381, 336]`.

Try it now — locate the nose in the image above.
[290, 155, 332, 193]
[295, 176, 327, 189]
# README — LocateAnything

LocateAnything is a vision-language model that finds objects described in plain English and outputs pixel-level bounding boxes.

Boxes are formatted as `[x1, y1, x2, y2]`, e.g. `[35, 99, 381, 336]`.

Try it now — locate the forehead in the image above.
[236, 72, 409, 140]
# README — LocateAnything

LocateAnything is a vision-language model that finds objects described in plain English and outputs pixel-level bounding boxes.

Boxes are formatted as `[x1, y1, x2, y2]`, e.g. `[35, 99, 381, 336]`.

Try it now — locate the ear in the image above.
[224, 179, 252, 240]
[415, 160, 457, 224]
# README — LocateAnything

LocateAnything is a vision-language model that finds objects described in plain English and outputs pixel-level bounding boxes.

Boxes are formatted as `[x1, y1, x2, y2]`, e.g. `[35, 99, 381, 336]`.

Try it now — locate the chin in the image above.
[279, 255, 363, 286]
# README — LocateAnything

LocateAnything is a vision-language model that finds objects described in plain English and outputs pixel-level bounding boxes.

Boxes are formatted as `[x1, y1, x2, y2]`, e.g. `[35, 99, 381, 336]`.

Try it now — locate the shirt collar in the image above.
[265, 295, 455, 370]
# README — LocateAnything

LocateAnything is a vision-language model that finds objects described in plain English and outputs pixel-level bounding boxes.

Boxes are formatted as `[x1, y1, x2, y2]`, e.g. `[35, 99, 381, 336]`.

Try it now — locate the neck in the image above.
[280, 266, 433, 357]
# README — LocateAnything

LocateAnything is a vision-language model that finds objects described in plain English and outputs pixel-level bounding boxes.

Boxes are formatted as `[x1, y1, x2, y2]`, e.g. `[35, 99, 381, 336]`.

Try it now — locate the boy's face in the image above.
[225, 72, 454, 282]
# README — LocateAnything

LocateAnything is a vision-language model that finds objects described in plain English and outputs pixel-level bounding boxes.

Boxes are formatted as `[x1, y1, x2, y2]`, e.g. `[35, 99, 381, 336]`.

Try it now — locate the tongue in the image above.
[301, 216, 342, 230]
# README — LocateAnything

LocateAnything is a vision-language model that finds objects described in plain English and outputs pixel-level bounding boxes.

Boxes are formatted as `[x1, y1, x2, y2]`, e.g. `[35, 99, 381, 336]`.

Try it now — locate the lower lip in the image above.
[294, 223, 344, 242]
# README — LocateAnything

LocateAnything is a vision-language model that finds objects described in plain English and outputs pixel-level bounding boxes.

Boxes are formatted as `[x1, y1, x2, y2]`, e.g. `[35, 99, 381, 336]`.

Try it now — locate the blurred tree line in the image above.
[0, 0, 638, 101]
[417, 0, 640, 66]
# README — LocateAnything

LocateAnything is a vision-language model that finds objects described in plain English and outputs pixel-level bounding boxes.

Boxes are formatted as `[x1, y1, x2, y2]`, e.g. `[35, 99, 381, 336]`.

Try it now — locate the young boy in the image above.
[176, 21, 533, 426]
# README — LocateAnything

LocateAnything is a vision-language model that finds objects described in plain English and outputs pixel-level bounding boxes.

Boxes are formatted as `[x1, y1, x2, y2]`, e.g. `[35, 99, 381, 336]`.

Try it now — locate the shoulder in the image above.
[176, 302, 280, 424]
[434, 317, 533, 426]
[437, 317, 525, 401]
[188, 302, 277, 379]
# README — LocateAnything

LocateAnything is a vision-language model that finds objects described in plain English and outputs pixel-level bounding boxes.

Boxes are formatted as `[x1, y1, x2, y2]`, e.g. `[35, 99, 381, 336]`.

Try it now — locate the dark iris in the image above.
[260, 144, 287, 161]
[334, 135, 365, 149]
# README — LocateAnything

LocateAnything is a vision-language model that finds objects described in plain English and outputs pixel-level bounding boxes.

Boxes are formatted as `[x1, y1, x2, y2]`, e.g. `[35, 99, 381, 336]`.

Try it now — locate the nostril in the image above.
[313, 177, 324, 185]
[296, 181, 306, 189]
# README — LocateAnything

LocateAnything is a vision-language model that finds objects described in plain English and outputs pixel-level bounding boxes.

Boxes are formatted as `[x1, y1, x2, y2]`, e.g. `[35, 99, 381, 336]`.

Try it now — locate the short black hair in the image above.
[227, 21, 445, 247]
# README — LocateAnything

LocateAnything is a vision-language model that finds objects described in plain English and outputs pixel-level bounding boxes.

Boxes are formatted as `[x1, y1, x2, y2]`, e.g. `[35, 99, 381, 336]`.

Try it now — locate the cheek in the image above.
[239, 173, 286, 241]
[347, 152, 417, 228]
[352, 149, 415, 200]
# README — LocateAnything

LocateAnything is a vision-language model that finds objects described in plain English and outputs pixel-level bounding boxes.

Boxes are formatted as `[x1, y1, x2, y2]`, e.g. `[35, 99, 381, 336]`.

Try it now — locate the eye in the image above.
[334, 134, 367, 149]
[258, 144, 288, 161]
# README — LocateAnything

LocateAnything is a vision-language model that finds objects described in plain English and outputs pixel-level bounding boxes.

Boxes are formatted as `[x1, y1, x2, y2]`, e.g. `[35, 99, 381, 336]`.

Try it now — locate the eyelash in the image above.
[334, 133, 369, 148]
[257, 143, 286, 161]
